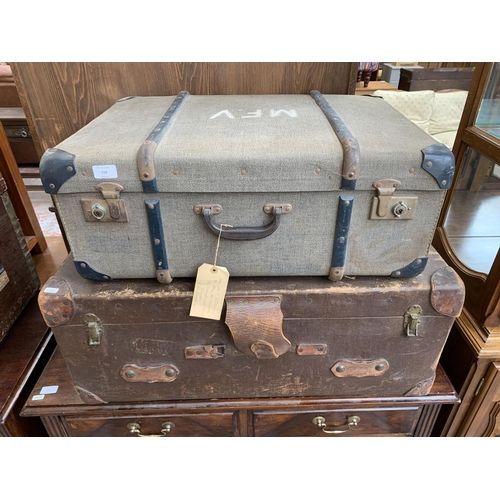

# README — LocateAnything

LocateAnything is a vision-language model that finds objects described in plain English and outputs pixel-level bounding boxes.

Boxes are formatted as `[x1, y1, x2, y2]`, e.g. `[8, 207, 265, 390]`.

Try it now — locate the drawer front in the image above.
[253, 407, 421, 437]
[64, 413, 236, 437]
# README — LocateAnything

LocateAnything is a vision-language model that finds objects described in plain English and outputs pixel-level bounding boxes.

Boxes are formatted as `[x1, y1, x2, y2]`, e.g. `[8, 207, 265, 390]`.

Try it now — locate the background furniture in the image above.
[10, 62, 358, 156]
[432, 62, 500, 436]
[380, 63, 424, 87]
[373, 89, 468, 149]
[23, 348, 457, 437]
[0, 64, 40, 187]
[0, 298, 55, 437]
[0, 122, 46, 253]
[398, 67, 475, 92]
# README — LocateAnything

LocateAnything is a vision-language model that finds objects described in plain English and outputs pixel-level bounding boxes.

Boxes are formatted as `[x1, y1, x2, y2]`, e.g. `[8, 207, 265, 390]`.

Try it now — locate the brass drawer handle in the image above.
[127, 421, 175, 437]
[312, 415, 360, 434]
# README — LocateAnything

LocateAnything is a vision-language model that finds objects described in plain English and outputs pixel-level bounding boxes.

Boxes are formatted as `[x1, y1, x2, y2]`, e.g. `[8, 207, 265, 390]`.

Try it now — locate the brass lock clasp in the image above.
[80, 182, 129, 222]
[404, 305, 422, 336]
[370, 179, 417, 220]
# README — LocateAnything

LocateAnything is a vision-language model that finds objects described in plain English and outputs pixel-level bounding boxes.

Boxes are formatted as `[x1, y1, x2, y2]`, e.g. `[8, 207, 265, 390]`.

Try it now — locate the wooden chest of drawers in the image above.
[23, 348, 458, 437]
[0, 299, 55, 437]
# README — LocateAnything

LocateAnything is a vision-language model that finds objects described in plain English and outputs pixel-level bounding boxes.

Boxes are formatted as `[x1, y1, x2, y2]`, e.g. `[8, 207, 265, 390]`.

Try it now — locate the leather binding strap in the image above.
[137, 90, 190, 193]
[225, 296, 291, 359]
[309, 90, 360, 190]
[145, 199, 172, 284]
[329, 195, 354, 281]
[137, 92, 189, 283]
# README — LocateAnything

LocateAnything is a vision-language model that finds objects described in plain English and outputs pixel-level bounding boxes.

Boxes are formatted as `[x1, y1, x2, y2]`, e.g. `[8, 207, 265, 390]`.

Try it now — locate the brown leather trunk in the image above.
[38, 249, 464, 403]
[0, 177, 39, 340]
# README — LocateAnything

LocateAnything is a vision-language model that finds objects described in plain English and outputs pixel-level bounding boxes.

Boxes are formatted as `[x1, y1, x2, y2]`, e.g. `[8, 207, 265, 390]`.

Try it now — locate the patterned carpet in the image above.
[28, 191, 62, 237]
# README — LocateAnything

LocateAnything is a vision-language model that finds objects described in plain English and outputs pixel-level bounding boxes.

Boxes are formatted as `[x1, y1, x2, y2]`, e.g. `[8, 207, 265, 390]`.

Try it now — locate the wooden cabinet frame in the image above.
[433, 62, 500, 329]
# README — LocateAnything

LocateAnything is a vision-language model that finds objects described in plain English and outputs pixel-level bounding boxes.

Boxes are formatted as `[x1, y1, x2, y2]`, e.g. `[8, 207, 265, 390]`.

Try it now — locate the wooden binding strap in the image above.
[224, 295, 291, 359]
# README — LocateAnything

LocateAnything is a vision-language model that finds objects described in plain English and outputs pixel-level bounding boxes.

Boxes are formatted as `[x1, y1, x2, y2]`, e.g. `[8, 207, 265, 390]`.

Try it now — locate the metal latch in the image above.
[80, 182, 129, 222]
[85, 313, 103, 345]
[370, 179, 417, 220]
[404, 305, 422, 336]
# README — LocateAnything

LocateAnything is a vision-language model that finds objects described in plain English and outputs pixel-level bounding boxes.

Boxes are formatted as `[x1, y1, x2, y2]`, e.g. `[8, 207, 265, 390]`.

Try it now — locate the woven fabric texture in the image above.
[51, 94, 447, 279]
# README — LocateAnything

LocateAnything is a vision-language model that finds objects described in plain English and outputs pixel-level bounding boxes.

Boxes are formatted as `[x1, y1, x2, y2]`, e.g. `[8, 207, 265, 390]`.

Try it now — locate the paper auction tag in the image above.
[189, 263, 230, 320]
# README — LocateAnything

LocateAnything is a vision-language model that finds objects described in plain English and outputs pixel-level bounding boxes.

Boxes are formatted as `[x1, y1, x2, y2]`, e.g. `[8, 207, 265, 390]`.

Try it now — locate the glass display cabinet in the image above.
[433, 62, 500, 436]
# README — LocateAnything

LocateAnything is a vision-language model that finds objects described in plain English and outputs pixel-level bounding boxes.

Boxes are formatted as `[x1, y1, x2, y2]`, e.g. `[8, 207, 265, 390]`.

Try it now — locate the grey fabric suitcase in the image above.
[39, 91, 454, 283]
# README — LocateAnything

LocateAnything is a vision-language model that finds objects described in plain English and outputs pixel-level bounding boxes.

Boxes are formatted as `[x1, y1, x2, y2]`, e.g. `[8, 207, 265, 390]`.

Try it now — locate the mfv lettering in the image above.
[209, 109, 298, 119]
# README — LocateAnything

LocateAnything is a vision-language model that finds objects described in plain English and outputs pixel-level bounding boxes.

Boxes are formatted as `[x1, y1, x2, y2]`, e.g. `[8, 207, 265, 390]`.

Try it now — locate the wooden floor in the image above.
[444, 188, 500, 274]
[33, 236, 68, 286]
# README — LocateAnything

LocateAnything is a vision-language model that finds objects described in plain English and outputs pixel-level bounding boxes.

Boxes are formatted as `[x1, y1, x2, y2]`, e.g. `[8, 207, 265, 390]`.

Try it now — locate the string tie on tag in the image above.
[213, 224, 233, 269]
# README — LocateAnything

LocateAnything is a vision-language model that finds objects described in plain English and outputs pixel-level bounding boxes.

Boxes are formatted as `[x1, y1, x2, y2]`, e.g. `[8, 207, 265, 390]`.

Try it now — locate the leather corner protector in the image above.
[74, 260, 112, 281]
[391, 257, 428, 278]
[421, 143, 455, 189]
[430, 267, 465, 317]
[39, 148, 76, 194]
[38, 276, 74, 328]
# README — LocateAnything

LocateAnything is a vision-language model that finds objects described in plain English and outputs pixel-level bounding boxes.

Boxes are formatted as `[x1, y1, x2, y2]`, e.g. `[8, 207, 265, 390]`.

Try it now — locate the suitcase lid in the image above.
[38, 248, 464, 329]
[41, 93, 454, 195]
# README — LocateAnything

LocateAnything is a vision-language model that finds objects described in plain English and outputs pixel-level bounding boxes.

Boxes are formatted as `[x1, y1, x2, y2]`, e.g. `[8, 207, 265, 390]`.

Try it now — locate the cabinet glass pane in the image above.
[443, 147, 500, 274]
[475, 62, 500, 140]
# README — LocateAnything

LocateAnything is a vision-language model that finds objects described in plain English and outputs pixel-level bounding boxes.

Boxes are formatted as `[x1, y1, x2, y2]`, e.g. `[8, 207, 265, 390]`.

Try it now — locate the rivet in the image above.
[62, 313, 68, 318]
[82, 171, 87, 176]
[154, 238, 160, 245]
[103, 276, 109, 280]
[409, 168, 415, 174]
[395, 271, 401, 276]
[315, 168, 321, 174]
[427, 161, 433, 168]
[173, 170, 179, 176]
[416, 259, 422, 264]
[343, 200, 350, 206]
[124, 370, 136, 379]
[49, 183, 55, 189]
[165, 369, 176, 377]
[339, 237, 345, 244]
[348, 173, 354, 178]
[143, 173, 149, 178]
[441, 180, 447, 186]
[67, 166, 73, 172]
[241, 169, 246, 175]
[336, 365, 346, 373]
[80, 263, 86, 268]
[148, 204, 154, 209]
[375, 364, 385, 372]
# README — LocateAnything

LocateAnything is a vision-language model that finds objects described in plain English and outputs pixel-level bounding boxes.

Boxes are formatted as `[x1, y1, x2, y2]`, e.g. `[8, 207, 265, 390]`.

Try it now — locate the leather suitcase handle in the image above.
[225, 296, 291, 358]
[194, 204, 292, 241]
